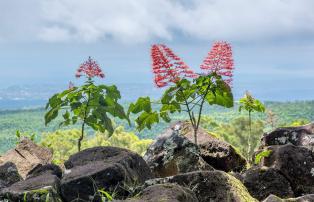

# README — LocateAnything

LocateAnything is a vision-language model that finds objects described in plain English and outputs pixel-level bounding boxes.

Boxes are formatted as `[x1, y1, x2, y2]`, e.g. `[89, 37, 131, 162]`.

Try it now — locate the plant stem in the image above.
[247, 111, 252, 161]
[78, 89, 91, 152]
[194, 85, 211, 145]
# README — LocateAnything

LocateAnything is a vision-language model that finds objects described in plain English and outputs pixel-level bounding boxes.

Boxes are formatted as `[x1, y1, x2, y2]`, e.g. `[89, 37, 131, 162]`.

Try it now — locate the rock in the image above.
[61, 146, 153, 202]
[261, 123, 314, 147]
[26, 164, 62, 179]
[241, 166, 294, 200]
[261, 144, 314, 195]
[143, 128, 213, 178]
[263, 194, 314, 202]
[113, 183, 199, 202]
[0, 137, 53, 178]
[0, 172, 62, 201]
[170, 121, 247, 172]
[145, 171, 258, 202]
[0, 162, 22, 189]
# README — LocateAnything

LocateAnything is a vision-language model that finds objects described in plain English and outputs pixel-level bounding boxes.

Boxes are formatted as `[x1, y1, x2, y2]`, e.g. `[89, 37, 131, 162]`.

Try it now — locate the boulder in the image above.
[113, 184, 198, 202]
[0, 172, 62, 201]
[263, 194, 314, 202]
[61, 146, 153, 202]
[145, 171, 258, 202]
[143, 129, 213, 178]
[26, 164, 62, 179]
[261, 144, 314, 195]
[171, 121, 247, 172]
[0, 137, 53, 178]
[261, 123, 314, 147]
[0, 162, 22, 189]
[241, 166, 294, 200]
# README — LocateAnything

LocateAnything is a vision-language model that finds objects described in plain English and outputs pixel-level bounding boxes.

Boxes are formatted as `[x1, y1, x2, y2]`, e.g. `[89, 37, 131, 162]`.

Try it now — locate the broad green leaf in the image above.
[128, 97, 152, 115]
[135, 111, 159, 131]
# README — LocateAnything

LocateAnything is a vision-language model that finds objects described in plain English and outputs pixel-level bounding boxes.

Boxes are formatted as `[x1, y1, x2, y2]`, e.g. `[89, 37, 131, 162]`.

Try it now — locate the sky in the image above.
[0, 0, 314, 100]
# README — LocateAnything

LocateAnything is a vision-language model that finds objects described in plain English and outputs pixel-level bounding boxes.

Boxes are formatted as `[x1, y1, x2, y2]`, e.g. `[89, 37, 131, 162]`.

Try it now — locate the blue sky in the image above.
[0, 0, 314, 100]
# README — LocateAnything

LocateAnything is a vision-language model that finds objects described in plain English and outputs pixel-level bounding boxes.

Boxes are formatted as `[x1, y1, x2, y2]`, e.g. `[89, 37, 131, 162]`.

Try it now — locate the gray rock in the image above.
[261, 144, 314, 196]
[263, 194, 314, 202]
[145, 171, 258, 202]
[0, 173, 62, 202]
[144, 128, 213, 178]
[0, 137, 53, 179]
[261, 123, 314, 147]
[0, 162, 22, 189]
[171, 121, 247, 172]
[61, 146, 153, 202]
[26, 164, 62, 179]
[241, 166, 294, 200]
[113, 183, 199, 202]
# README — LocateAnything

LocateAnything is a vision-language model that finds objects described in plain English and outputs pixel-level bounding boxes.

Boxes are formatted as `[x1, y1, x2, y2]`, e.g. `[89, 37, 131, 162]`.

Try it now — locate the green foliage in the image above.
[98, 190, 113, 201]
[285, 118, 310, 127]
[129, 74, 233, 144]
[40, 127, 153, 165]
[202, 116, 265, 158]
[238, 91, 265, 161]
[239, 91, 265, 114]
[45, 79, 129, 151]
[0, 101, 313, 155]
[254, 149, 272, 165]
[15, 130, 36, 143]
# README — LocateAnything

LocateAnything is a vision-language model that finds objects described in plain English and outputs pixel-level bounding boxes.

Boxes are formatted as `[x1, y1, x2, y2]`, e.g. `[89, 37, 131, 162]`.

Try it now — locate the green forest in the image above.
[1, 100, 313, 162]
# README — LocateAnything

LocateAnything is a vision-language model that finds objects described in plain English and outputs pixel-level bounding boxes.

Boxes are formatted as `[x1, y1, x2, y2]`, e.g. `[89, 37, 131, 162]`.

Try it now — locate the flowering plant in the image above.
[129, 42, 234, 144]
[45, 57, 129, 151]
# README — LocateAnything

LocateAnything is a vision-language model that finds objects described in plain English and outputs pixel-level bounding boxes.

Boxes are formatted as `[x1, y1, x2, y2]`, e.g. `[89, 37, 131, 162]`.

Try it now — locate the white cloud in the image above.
[1, 0, 314, 43]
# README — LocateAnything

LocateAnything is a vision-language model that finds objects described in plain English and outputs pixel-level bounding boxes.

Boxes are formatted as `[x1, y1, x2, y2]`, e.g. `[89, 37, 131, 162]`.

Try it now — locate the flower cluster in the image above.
[75, 56, 105, 79]
[151, 44, 197, 87]
[200, 41, 234, 85]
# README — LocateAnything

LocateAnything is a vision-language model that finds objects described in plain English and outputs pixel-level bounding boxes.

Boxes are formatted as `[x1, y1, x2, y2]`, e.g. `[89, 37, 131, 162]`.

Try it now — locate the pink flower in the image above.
[200, 41, 234, 85]
[76, 57, 105, 79]
[151, 44, 197, 88]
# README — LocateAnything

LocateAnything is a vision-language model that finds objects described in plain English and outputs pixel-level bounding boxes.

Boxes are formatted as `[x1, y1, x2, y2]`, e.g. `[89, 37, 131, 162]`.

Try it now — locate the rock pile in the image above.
[1, 122, 314, 202]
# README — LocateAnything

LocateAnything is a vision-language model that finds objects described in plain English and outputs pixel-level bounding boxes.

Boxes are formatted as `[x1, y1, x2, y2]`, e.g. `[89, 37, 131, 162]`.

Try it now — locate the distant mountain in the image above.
[0, 83, 313, 110]
[0, 83, 162, 110]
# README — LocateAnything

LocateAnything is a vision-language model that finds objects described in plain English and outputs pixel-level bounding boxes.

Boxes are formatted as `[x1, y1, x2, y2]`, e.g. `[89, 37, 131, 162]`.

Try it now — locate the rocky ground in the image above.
[1, 121, 314, 202]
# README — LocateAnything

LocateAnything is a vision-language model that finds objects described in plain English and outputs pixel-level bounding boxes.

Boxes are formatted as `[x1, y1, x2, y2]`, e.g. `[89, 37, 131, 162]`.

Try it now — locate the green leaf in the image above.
[135, 111, 159, 131]
[98, 190, 113, 201]
[128, 97, 152, 115]
[255, 150, 272, 164]
[45, 108, 59, 125]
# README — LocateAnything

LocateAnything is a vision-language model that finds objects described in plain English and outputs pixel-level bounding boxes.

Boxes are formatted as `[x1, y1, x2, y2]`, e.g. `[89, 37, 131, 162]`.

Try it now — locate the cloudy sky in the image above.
[0, 0, 314, 100]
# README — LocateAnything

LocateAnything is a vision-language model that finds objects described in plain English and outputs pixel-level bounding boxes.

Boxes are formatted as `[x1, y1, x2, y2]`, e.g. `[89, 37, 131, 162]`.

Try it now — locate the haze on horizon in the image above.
[0, 0, 314, 101]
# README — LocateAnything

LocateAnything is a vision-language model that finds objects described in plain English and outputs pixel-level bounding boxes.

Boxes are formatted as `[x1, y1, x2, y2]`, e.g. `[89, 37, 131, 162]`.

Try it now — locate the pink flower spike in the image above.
[75, 57, 105, 79]
[200, 41, 234, 86]
[151, 44, 196, 88]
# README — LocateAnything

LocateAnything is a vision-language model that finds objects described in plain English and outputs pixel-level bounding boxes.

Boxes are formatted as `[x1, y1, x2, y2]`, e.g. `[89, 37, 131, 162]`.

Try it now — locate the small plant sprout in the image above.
[45, 57, 130, 152]
[239, 91, 265, 159]
[129, 42, 234, 144]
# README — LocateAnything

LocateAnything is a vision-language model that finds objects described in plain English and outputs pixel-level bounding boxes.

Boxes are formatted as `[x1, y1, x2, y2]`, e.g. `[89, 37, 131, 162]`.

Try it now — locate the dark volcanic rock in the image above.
[169, 121, 247, 172]
[26, 164, 62, 179]
[0, 162, 22, 189]
[261, 144, 314, 195]
[241, 166, 294, 200]
[146, 171, 257, 202]
[113, 183, 199, 202]
[61, 146, 153, 202]
[143, 129, 213, 178]
[263, 194, 314, 202]
[0, 173, 62, 201]
[261, 123, 314, 147]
